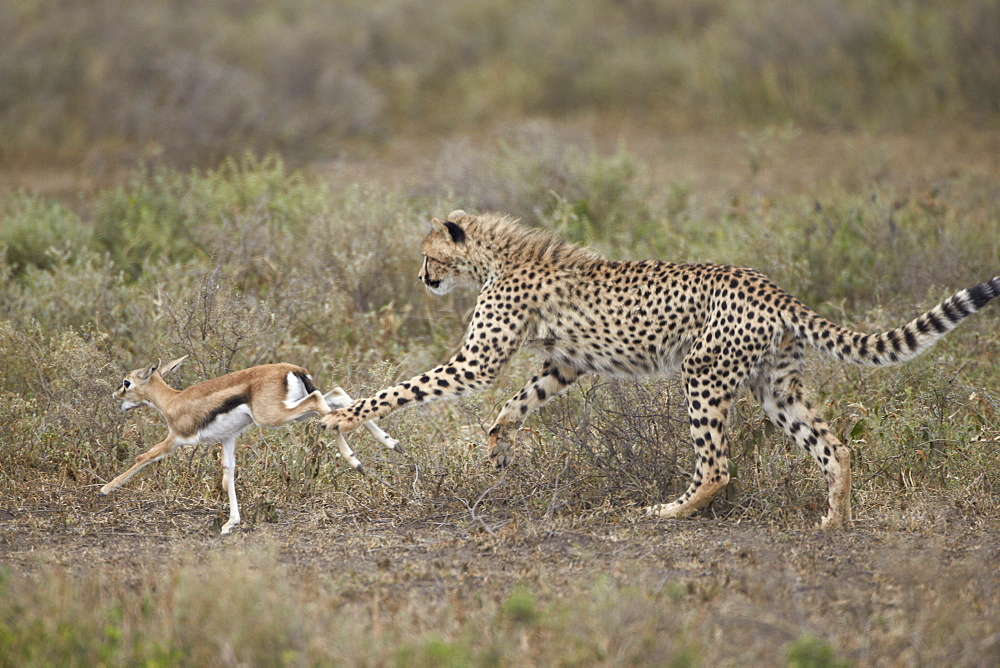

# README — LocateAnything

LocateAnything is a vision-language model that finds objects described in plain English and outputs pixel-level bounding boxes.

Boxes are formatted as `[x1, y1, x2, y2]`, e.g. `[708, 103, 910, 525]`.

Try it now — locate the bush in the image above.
[0, 195, 88, 274]
[2, 1, 997, 168]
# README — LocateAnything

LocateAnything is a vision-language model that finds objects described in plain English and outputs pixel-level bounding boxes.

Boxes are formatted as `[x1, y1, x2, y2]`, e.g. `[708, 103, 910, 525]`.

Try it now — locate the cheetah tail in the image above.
[792, 276, 1000, 367]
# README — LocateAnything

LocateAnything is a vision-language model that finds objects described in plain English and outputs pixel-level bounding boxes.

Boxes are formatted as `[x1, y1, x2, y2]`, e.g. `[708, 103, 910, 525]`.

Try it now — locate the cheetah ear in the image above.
[432, 216, 466, 244]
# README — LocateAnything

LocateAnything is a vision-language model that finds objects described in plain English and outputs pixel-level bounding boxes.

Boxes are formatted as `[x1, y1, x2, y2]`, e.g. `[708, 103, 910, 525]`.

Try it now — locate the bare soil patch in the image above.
[3, 479, 998, 664]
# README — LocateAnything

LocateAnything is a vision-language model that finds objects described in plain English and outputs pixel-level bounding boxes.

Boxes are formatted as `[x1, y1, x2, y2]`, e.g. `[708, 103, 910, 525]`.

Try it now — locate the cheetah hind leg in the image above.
[645, 387, 733, 520]
[644, 466, 731, 520]
[751, 365, 852, 530]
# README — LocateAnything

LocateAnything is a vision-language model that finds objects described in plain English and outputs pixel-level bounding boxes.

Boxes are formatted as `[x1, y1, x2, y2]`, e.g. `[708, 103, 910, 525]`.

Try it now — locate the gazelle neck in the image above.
[143, 374, 181, 414]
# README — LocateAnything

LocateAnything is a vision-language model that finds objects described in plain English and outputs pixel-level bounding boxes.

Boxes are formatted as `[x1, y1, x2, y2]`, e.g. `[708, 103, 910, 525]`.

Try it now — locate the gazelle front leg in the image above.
[219, 436, 241, 535]
[100, 435, 178, 495]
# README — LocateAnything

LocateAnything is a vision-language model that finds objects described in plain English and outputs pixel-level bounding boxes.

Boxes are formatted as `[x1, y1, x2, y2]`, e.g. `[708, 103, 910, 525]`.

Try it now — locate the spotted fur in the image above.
[322, 210, 1000, 528]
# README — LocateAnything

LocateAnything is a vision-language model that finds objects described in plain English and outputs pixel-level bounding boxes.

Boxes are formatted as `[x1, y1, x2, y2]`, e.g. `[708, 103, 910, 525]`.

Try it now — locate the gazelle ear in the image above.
[159, 355, 188, 377]
[138, 359, 161, 381]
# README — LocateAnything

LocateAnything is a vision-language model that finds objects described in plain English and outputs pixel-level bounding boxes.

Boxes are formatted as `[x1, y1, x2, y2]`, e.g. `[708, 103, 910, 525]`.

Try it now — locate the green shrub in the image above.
[91, 153, 327, 278]
[785, 632, 848, 668]
[0, 195, 88, 274]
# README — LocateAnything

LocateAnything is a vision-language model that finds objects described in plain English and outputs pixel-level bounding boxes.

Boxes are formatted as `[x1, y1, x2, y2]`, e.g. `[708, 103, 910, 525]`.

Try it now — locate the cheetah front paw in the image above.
[488, 432, 516, 468]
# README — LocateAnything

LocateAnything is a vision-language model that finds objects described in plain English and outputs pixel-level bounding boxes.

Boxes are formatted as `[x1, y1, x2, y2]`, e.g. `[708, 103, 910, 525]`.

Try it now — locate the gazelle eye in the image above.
[123, 380, 131, 388]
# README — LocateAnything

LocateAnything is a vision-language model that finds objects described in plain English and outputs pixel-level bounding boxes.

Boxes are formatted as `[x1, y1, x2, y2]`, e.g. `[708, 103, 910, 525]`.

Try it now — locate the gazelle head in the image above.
[114, 355, 188, 411]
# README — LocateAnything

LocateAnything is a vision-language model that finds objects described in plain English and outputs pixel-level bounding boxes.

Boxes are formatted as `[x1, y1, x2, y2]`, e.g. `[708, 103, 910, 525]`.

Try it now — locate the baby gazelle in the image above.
[100, 356, 400, 534]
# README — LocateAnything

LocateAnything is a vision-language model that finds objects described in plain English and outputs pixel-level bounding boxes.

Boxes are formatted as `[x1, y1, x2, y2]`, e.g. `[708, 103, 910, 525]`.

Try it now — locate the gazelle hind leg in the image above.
[326, 387, 403, 453]
[220, 437, 241, 535]
[100, 436, 176, 495]
[333, 429, 365, 473]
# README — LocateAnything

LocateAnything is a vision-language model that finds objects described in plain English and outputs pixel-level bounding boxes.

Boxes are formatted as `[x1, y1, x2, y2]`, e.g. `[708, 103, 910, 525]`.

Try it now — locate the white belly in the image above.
[197, 404, 253, 443]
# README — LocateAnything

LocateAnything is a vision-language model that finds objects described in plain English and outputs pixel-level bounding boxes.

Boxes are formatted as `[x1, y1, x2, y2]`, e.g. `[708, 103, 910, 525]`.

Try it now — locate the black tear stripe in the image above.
[200, 394, 249, 430]
[293, 371, 318, 395]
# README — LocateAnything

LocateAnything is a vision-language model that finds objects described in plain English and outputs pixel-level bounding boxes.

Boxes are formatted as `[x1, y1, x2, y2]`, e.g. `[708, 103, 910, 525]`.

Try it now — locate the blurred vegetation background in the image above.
[1, 3, 999, 664]
[0, 0, 997, 168]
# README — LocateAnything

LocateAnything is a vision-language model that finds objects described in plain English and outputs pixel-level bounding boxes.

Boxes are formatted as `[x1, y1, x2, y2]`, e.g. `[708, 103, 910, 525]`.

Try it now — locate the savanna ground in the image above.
[2, 2, 1000, 666]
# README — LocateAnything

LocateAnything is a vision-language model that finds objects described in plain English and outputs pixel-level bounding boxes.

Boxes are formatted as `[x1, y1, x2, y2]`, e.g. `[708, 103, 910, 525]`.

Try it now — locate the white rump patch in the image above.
[283, 371, 313, 409]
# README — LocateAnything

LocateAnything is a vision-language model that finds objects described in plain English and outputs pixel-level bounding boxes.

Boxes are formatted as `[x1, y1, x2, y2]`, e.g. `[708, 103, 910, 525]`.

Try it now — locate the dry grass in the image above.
[1, 123, 998, 665]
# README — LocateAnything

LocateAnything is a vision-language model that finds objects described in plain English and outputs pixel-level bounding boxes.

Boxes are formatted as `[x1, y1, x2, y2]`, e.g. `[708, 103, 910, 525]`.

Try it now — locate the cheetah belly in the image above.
[533, 319, 690, 377]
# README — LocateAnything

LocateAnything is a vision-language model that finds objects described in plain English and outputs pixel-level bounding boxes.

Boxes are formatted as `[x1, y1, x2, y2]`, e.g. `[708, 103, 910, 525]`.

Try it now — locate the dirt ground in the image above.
[3, 478, 999, 664]
[3, 483, 997, 578]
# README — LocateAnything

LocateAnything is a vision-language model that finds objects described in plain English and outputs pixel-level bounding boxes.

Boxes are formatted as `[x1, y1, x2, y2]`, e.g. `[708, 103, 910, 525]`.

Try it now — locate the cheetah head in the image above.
[419, 210, 477, 295]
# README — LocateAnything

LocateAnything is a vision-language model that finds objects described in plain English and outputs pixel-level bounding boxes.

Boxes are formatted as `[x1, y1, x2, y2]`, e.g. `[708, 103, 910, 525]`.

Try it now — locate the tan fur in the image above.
[102, 357, 400, 534]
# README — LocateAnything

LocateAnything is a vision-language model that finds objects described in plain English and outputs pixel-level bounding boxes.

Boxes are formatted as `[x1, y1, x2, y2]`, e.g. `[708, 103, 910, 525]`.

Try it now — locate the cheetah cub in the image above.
[323, 210, 1000, 528]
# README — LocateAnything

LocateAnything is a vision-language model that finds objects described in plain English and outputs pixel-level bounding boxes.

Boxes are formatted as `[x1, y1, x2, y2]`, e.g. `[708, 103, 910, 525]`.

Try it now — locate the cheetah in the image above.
[322, 210, 1000, 528]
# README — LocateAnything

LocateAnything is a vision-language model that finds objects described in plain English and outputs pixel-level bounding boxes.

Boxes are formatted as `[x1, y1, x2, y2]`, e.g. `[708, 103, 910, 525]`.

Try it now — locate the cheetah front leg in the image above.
[488, 361, 584, 467]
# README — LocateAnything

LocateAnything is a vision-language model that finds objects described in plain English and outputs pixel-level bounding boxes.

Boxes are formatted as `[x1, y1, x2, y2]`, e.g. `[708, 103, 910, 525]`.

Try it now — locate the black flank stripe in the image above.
[293, 371, 318, 395]
[200, 394, 248, 430]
